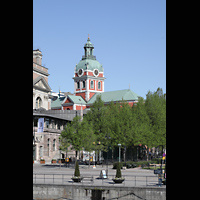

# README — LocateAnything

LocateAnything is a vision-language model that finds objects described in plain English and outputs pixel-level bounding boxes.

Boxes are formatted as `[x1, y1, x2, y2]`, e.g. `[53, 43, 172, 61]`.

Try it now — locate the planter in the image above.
[40, 160, 45, 164]
[58, 160, 62, 164]
[112, 178, 125, 184]
[51, 160, 56, 164]
[71, 177, 83, 182]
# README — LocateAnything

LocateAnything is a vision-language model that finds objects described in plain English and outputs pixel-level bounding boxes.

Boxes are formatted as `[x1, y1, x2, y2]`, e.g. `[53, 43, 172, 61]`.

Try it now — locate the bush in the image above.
[74, 160, 80, 177]
[113, 160, 158, 169]
[115, 162, 122, 178]
[113, 162, 123, 169]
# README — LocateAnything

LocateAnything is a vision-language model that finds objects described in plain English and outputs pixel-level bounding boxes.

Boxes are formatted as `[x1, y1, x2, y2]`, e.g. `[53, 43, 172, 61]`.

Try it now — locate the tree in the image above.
[85, 95, 108, 153]
[131, 97, 152, 160]
[79, 118, 96, 152]
[145, 88, 166, 151]
[105, 101, 121, 161]
[60, 116, 83, 157]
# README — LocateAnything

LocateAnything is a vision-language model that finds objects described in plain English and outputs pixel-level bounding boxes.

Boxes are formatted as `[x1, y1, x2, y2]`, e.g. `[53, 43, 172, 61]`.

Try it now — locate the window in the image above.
[36, 97, 42, 108]
[47, 139, 50, 156]
[39, 146, 43, 157]
[91, 80, 94, 88]
[77, 82, 80, 89]
[33, 118, 38, 127]
[83, 81, 85, 88]
[51, 119, 55, 129]
[98, 82, 101, 90]
[53, 139, 56, 151]
[45, 118, 49, 128]
[57, 120, 60, 130]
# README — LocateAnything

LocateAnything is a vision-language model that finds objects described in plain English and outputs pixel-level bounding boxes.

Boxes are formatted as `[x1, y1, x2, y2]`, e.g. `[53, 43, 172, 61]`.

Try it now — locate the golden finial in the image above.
[88, 33, 90, 40]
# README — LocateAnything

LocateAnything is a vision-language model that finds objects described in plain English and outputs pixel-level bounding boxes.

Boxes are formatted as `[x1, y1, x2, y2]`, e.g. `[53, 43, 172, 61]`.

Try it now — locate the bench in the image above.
[82, 176, 94, 184]
[149, 164, 165, 167]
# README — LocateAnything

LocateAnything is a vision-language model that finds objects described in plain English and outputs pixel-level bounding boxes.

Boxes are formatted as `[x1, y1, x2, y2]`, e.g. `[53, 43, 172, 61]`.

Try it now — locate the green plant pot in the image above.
[72, 177, 82, 182]
[112, 178, 125, 184]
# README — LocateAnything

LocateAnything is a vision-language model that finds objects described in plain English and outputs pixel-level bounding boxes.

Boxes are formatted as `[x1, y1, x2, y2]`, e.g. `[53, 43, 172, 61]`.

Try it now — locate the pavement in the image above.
[33, 162, 166, 188]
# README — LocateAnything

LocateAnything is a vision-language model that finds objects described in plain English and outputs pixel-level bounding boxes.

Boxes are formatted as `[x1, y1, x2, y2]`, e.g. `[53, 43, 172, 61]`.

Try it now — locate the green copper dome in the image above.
[76, 59, 103, 72]
[76, 37, 103, 72]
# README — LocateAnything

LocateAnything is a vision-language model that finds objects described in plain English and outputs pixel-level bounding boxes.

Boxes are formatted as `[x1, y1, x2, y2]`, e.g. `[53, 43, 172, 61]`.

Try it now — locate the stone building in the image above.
[33, 49, 52, 110]
[33, 108, 86, 162]
[33, 49, 86, 163]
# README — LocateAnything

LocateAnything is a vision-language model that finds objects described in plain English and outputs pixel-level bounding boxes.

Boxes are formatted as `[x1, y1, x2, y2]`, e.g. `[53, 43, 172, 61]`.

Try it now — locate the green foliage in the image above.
[115, 162, 122, 178]
[84, 95, 109, 152]
[59, 88, 166, 160]
[113, 159, 161, 169]
[74, 160, 80, 177]
[145, 88, 166, 148]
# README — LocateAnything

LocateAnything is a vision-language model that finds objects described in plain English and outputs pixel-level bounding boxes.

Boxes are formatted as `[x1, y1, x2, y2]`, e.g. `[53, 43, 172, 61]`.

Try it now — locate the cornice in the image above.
[33, 66, 49, 76]
[73, 75, 106, 81]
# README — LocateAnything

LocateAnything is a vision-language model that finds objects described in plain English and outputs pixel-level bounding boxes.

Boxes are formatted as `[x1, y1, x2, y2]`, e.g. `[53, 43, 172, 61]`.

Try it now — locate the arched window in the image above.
[53, 139, 56, 151]
[91, 80, 94, 88]
[83, 81, 85, 88]
[98, 82, 101, 89]
[47, 138, 50, 156]
[36, 97, 42, 108]
[77, 82, 80, 89]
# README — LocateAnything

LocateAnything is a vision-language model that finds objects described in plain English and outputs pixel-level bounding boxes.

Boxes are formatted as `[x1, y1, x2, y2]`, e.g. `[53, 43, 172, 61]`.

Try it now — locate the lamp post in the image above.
[118, 144, 121, 163]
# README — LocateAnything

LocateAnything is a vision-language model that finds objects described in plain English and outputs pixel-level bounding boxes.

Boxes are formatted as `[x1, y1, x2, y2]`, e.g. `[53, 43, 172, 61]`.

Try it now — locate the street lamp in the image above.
[118, 144, 121, 163]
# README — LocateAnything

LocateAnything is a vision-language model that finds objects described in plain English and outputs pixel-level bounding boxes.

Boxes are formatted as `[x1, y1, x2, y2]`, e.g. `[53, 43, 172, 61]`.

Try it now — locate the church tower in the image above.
[73, 36, 105, 102]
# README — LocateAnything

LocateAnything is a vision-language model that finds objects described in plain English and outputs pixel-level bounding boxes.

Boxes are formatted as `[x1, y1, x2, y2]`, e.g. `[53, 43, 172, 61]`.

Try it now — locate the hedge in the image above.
[113, 159, 162, 169]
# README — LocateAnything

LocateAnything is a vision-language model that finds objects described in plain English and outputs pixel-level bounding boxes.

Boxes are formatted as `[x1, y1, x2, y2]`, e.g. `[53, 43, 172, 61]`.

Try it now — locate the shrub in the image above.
[113, 162, 123, 169]
[74, 160, 80, 177]
[115, 162, 122, 178]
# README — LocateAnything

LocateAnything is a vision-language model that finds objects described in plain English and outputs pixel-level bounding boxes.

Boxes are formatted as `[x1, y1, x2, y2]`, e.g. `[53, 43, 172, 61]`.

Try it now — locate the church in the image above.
[51, 36, 140, 110]
[33, 36, 141, 162]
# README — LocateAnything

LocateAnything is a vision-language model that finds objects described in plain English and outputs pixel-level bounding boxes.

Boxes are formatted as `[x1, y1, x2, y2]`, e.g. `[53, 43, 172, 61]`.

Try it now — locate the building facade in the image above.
[33, 109, 86, 162]
[73, 36, 105, 102]
[33, 49, 52, 110]
[33, 50, 84, 162]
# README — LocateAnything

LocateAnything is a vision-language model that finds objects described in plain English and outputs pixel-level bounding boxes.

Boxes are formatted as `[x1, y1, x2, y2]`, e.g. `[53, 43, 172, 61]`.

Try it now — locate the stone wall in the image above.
[33, 184, 166, 200]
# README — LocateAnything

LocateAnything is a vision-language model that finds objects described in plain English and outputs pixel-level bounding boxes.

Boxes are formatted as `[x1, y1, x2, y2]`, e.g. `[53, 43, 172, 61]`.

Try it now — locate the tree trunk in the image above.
[146, 148, 149, 161]
[112, 148, 114, 163]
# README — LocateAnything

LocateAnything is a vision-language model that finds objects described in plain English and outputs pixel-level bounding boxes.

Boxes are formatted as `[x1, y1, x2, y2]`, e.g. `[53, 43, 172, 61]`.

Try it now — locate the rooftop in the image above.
[87, 89, 140, 104]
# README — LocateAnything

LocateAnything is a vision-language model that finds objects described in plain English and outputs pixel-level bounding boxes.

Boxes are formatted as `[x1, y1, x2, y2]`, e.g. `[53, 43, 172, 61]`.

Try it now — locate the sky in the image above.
[33, 0, 166, 99]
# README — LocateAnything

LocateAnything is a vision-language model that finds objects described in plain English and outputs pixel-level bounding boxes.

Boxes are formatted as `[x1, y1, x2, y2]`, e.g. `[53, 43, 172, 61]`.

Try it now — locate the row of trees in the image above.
[60, 88, 166, 161]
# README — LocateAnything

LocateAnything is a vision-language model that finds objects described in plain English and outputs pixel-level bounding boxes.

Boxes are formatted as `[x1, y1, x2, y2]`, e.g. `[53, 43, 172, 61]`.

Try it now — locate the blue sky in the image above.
[33, 0, 166, 99]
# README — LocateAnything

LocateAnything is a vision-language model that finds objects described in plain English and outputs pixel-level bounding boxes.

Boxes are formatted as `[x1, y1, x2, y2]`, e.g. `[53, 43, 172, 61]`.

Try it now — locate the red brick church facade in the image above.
[51, 37, 140, 111]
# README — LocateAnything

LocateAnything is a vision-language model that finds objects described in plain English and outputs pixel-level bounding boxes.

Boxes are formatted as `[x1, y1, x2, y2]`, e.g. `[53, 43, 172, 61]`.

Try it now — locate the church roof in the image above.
[51, 89, 140, 109]
[67, 95, 86, 104]
[51, 95, 86, 109]
[51, 96, 65, 109]
[76, 36, 103, 73]
[76, 59, 103, 72]
[84, 37, 94, 48]
[87, 89, 140, 104]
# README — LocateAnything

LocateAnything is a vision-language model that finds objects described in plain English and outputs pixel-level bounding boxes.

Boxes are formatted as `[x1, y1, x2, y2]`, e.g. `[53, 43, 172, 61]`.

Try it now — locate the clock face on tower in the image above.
[78, 68, 84, 77]
[93, 69, 99, 77]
